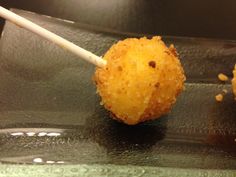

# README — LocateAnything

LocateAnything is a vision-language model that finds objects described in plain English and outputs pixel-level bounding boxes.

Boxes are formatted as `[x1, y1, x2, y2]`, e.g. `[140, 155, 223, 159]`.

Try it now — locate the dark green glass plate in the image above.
[0, 9, 236, 177]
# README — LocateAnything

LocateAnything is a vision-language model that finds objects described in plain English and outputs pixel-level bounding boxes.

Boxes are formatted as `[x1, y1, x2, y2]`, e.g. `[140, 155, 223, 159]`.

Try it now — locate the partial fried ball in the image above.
[232, 65, 236, 97]
[94, 36, 185, 125]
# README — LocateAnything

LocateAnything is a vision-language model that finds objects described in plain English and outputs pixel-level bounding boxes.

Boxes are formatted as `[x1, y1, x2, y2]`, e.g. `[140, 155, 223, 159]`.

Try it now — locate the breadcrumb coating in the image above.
[94, 36, 185, 125]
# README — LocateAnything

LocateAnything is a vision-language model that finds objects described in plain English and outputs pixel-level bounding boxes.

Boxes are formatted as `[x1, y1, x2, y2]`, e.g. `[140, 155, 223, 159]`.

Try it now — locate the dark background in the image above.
[1, 0, 236, 39]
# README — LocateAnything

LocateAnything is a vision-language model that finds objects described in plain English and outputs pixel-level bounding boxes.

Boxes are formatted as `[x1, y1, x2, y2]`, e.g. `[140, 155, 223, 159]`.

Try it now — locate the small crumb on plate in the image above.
[215, 94, 223, 102]
[222, 89, 228, 94]
[218, 73, 228, 81]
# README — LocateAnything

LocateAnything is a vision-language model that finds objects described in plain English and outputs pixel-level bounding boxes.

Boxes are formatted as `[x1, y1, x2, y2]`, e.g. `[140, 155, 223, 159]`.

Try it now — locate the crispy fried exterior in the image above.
[232, 65, 236, 97]
[94, 36, 185, 125]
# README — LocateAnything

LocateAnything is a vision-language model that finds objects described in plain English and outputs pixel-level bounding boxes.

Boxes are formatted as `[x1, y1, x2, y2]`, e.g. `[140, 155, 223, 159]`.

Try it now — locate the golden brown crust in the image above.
[140, 44, 185, 122]
[94, 36, 185, 125]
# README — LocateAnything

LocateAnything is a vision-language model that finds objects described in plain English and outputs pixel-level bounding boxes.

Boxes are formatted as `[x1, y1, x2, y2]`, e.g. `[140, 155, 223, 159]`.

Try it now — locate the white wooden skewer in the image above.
[0, 6, 107, 68]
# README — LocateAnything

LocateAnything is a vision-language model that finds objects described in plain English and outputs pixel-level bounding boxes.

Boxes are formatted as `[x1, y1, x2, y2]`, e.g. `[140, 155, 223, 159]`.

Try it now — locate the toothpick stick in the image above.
[0, 6, 107, 67]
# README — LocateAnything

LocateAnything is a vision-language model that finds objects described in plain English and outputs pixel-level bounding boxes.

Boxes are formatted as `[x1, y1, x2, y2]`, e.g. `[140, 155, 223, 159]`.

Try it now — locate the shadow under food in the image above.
[85, 105, 167, 153]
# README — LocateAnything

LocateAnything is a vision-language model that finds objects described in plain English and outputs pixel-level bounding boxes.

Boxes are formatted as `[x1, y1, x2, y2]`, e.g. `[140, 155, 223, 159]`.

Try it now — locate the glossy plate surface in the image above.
[0, 9, 236, 176]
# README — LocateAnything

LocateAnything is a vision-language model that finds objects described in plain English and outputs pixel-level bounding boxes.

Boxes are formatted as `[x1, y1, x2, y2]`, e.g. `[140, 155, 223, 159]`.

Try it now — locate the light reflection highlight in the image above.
[46, 160, 55, 164]
[57, 161, 65, 164]
[26, 132, 36, 136]
[10, 132, 24, 136]
[38, 132, 47, 137]
[33, 158, 43, 163]
[33, 158, 65, 164]
[46, 132, 61, 137]
[10, 132, 61, 137]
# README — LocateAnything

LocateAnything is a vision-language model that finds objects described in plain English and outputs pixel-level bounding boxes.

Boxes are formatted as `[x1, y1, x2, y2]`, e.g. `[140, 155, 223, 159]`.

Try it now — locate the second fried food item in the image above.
[232, 65, 236, 97]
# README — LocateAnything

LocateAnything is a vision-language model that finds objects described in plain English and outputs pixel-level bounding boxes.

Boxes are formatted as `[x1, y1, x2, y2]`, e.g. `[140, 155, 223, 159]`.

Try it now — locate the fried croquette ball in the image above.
[232, 65, 236, 97]
[94, 36, 185, 125]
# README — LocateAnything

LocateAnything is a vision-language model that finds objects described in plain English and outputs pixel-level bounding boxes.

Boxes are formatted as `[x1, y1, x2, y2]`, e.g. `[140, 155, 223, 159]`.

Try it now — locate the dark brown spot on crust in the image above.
[117, 66, 123, 71]
[148, 61, 156, 68]
[155, 82, 160, 88]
